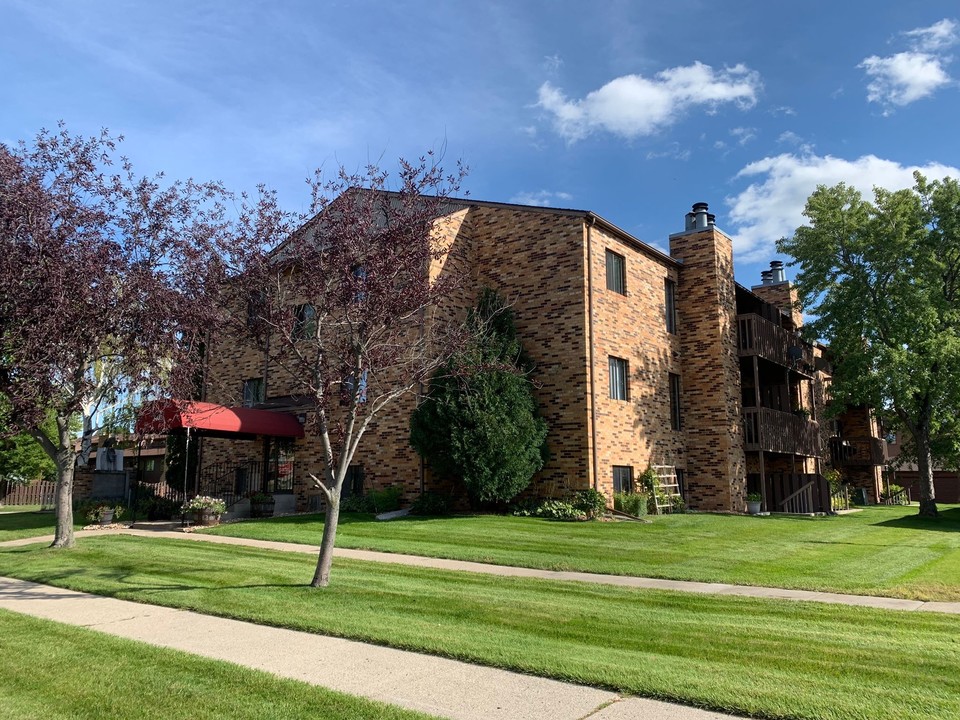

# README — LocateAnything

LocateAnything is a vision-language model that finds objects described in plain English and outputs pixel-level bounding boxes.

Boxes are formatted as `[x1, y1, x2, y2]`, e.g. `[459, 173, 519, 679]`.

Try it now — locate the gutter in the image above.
[586, 218, 600, 491]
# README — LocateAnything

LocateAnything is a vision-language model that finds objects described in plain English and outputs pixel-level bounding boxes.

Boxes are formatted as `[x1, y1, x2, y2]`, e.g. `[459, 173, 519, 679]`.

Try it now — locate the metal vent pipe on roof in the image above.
[692, 202, 709, 230]
[770, 260, 785, 283]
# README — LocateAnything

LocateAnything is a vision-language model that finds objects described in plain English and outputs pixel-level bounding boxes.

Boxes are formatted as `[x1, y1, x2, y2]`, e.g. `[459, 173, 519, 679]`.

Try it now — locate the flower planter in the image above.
[747, 500, 762, 515]
[194, 509, 221, 527]
[99, 509, 115, 526]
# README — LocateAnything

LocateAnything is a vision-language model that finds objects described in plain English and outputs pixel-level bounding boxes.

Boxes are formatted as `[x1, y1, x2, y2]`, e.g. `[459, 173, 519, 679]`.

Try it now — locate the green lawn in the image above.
[202, 504, 960, 600]
[0, 509, 82, 542]
[1, 536, 957, 720]
[0, 504, 43, 513]
[0, 609, 436, 720]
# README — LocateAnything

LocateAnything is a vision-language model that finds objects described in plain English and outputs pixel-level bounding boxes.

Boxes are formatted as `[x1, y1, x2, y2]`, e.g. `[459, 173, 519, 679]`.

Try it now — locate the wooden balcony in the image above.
[737, 313, 815, 375]
[829, 437, 886, 467]
[743, 407, 821, 456]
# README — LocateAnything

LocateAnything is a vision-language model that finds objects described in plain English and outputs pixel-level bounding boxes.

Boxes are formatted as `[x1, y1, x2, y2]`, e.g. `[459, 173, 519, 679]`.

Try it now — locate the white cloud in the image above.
[537, 62, 761, 142]
[730, 126, 757, 146]
[776, 131, 803, 145]
[859, 19, 958, 109]
[646, 142, 690, 161]
[542, 54, 563, 73]
[860, 52, 952, 106]
[726, 152, 960, 261]
[904, 18, 959, 52]
[510, 190, 574, 207]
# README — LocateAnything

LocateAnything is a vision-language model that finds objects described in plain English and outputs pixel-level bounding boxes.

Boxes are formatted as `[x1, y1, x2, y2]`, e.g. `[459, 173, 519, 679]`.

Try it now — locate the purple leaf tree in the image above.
[0, 124, 240, 547]
[221, 157, 468, 586]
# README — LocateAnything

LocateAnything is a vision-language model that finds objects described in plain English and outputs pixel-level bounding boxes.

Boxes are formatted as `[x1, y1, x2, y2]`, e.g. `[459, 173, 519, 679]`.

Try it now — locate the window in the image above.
[609, 356, 628, 401]
[242, 377, 264, 407]
[351, 265, 368, 303]
[144, 458, 156, 472]
[342, 369, 369, 404]
[344, 465, 365, 498]
[669, 373, 682, 430]
[605, 250, 626, 294]
[613, 466, 634, 493]
[246, 290, 267, 329]
[293, 303, 317, 340]
[665, 278, 677, 334]
[675, 468, 685, 498]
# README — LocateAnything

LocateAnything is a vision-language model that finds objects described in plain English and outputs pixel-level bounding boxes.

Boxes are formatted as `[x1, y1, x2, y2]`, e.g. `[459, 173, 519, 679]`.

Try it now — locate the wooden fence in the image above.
[0, 480, 57, 507]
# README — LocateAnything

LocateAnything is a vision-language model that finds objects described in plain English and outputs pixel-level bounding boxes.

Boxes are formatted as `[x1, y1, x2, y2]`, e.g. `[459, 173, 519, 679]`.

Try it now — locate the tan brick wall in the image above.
[751, 282, 803, 329]
[587, 225, 685, 499]
[197, 200, 779, 513]
[669, 227, 746, 511]
[469, 206, 591, 497]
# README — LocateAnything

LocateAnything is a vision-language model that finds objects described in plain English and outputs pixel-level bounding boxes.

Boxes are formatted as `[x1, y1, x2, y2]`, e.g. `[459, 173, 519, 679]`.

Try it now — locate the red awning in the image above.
[136, 399, 305, 439]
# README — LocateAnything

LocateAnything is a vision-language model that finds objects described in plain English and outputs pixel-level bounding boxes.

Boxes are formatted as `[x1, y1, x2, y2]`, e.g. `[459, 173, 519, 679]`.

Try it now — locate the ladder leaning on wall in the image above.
[651, 465, 682, 514]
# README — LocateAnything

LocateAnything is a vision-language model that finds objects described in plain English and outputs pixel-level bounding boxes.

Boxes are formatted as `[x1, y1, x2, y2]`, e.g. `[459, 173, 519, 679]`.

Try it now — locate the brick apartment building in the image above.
[149, 196, 886, 515]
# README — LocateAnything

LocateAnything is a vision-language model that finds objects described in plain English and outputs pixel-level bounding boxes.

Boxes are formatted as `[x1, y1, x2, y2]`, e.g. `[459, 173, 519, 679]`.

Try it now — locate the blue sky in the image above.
[3, 0, 959, 287]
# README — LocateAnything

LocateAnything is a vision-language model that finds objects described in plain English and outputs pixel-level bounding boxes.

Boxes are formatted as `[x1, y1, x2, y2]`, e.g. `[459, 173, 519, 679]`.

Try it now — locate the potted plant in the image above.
[86, 503, 124, 526]
[746, 492, 763, 515]
[248, 491, 275, 518]
[183, 496, 227, 526]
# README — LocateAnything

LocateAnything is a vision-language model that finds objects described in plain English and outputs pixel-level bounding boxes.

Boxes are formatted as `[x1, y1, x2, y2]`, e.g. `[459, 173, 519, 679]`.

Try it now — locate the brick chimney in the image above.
[751, 260, 803, 329]
[669, 203, 747, 512]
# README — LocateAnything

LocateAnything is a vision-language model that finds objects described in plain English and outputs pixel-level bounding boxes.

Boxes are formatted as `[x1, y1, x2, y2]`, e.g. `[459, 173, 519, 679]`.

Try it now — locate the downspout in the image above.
[586, 217, 600, 491]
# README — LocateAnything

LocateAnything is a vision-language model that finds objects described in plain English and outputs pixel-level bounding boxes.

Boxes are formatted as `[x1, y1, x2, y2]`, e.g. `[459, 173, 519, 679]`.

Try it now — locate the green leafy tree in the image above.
[778, 173, 960, 517]
[410, 289, 548, 504]
[0, 426, 56, 485]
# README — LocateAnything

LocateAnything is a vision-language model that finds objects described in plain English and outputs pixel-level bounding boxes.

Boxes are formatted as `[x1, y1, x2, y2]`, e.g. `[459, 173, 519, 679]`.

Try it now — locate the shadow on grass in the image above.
[874, 506, 960, 532]
[0, 512, 58, 536]
[220, 511, 480, 528]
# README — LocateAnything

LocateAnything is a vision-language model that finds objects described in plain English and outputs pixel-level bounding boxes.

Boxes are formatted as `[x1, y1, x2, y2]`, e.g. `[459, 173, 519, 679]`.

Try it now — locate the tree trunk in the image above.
[52, 462, 76, 548]
[915, 432, 938, 518]
[310, 492, 341, 588]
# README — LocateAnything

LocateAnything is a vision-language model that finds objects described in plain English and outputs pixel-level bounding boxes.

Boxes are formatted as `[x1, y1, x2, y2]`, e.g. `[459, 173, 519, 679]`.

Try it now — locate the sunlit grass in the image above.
[2, 536, 957, 720]
[203, 504, 960, 600]
[0, 609, 438, 720]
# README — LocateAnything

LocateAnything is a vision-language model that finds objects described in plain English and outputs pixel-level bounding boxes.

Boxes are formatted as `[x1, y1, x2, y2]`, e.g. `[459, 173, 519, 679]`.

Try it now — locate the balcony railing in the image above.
[743, 407, 821, 456]
[748, 472, 830, 514]
[829, 437, 886, 467]
[737, 313, 815, 375]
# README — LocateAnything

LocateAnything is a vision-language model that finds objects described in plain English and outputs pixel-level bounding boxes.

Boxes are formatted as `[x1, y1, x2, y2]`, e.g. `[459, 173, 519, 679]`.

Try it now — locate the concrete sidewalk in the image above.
[5, 526, 958, 614]
[0, 575, 741, 720]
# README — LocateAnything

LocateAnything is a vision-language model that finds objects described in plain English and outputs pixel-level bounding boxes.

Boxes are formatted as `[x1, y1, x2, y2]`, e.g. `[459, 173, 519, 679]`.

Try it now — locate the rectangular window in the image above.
[246, 290, 266, 329]
[609, 356, 628, 401]
[344, 465, 365, 498]
[613, 466, 634, 493]
[605, 250, 626, 295]
[669, 373, 682, 430]
[144, 458, 156, 472]
[293, 303, 317, 340]
[242, 377, 264, 407]
[665, 278, 678, 334]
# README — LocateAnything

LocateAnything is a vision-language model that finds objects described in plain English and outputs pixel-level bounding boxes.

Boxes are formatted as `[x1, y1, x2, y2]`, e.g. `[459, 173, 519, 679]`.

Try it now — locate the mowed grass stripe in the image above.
[202, 504, 960, 600]
[1, 536, 957, 720]
[0, 608, 438, 720]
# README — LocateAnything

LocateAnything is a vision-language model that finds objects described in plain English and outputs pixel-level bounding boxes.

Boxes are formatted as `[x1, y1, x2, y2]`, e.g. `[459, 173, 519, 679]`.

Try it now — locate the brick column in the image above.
[669, 207, 746, 511]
